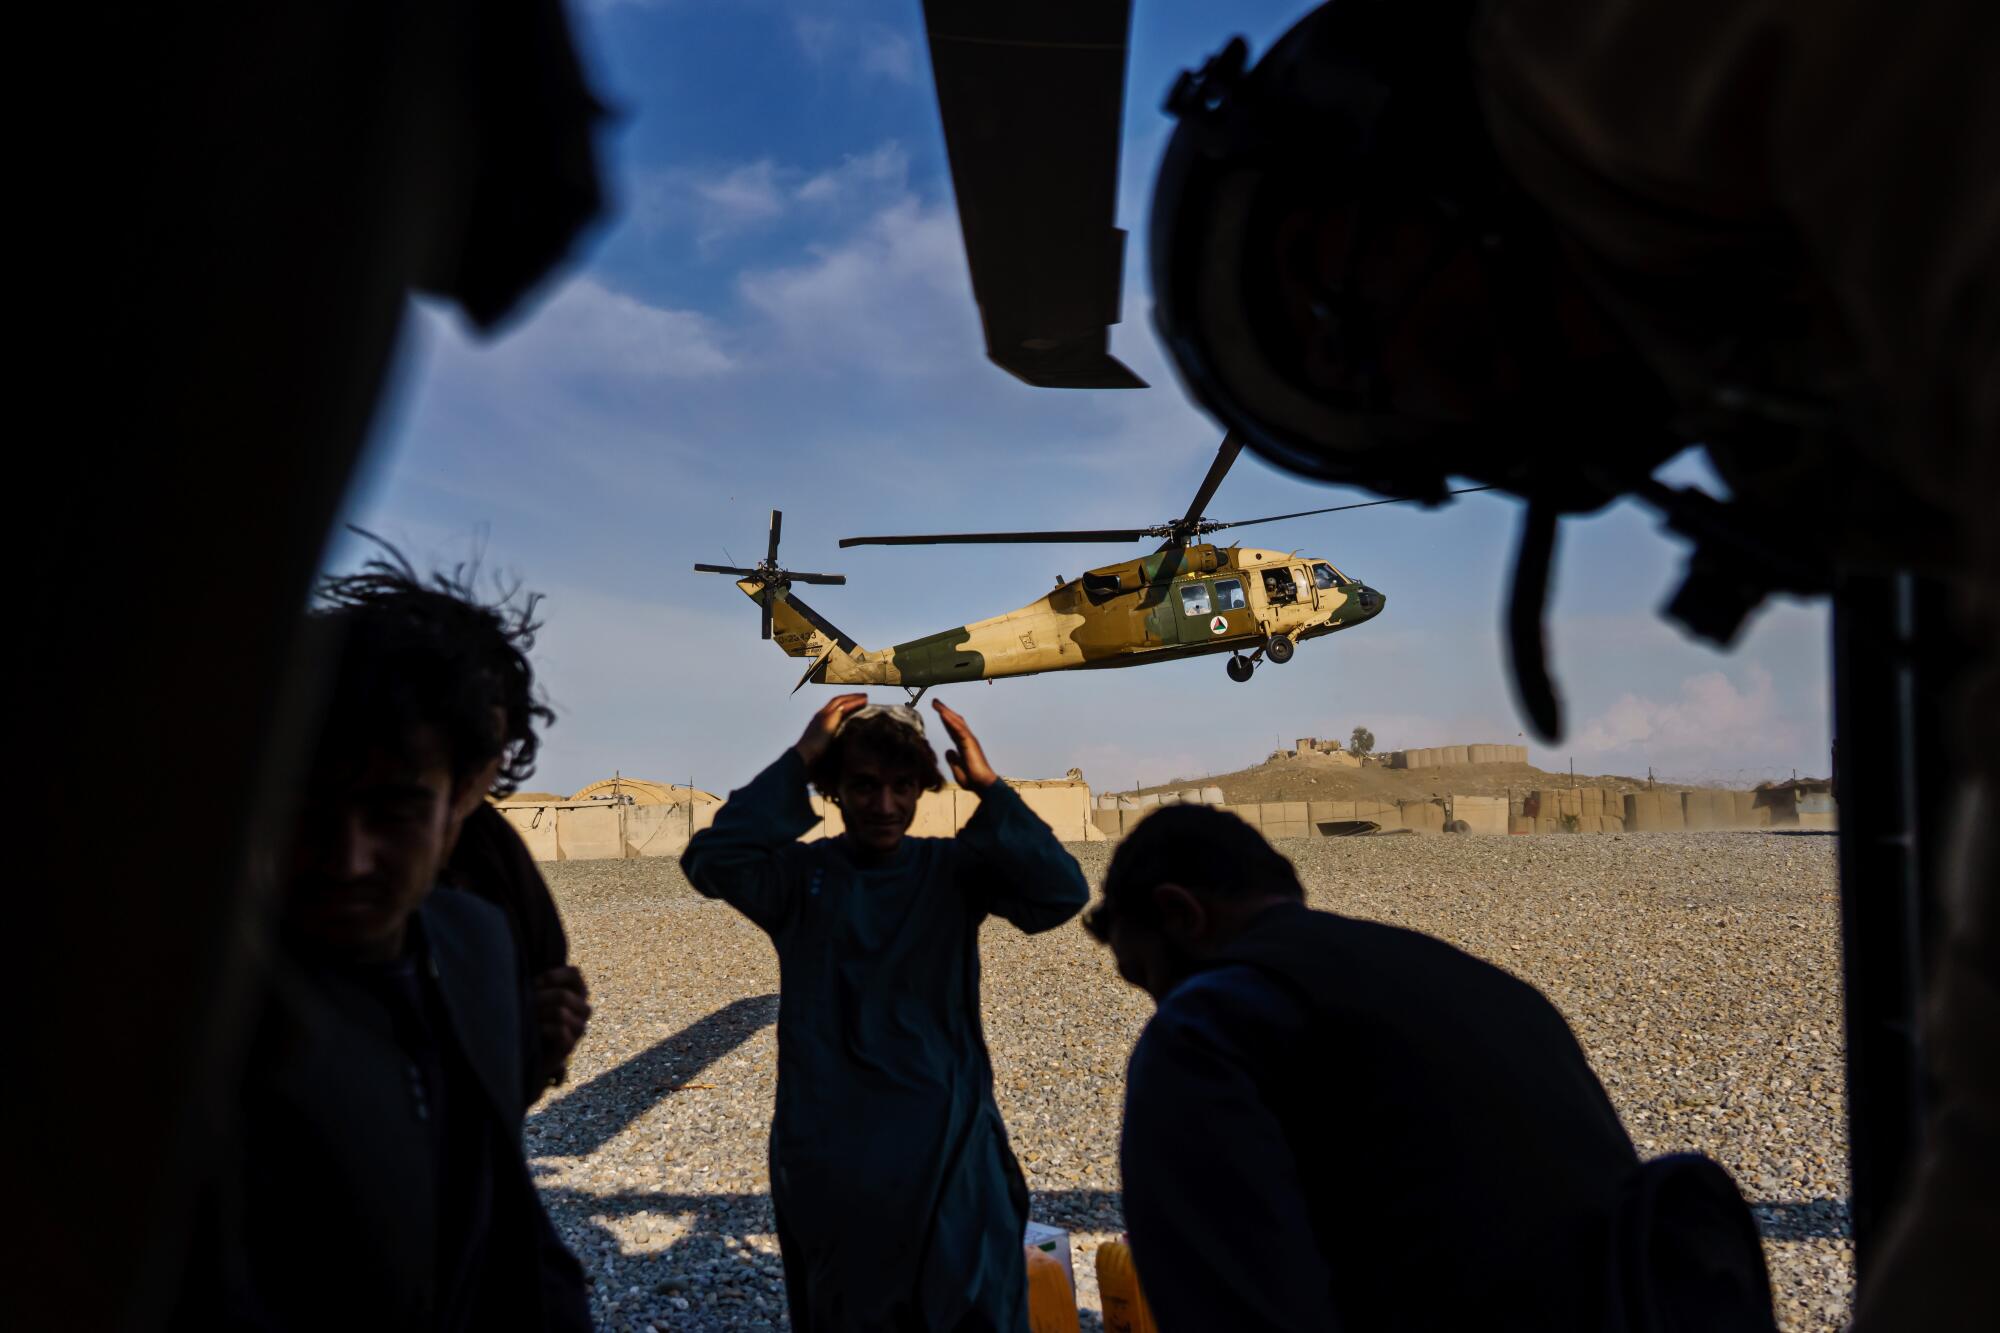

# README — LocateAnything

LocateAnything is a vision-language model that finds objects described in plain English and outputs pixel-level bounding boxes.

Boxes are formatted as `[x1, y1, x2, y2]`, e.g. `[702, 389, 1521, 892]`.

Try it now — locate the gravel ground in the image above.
[530, 830, 1849, 1332]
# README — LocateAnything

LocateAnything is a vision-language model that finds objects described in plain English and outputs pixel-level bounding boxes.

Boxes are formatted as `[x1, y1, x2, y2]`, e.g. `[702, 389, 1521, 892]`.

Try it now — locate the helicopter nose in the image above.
[1356, 585, 1386, 616]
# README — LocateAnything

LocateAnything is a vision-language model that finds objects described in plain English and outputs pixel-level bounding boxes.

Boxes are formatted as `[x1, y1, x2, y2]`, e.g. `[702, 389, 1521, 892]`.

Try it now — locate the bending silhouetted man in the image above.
[683, 695, 1088, 1332]
[1089, 806, 1641, 1331]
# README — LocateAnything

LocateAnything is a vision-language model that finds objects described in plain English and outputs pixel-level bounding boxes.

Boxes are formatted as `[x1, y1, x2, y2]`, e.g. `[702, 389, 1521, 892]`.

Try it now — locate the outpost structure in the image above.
[494, 745, 1833, 861]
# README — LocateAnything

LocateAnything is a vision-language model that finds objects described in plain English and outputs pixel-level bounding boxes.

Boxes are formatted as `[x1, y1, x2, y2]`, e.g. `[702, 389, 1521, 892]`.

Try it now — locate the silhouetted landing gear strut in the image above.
[903, 685, 929, 706]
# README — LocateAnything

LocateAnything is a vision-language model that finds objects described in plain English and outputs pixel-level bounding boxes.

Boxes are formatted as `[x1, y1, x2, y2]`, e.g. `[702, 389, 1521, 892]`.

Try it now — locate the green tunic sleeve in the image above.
[680, 749, 820, 934]
[953, 782, 1090, 933]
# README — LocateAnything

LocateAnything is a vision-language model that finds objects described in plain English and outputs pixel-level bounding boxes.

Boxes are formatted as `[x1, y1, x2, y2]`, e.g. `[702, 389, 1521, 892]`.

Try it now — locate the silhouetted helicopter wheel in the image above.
[1267, 636, 1296, 664]
[1226, 656, 1255, 682]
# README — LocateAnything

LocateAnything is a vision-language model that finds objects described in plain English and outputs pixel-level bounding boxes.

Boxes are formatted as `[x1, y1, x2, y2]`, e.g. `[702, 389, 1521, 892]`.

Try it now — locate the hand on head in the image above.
[794, 694, 868, 766]
[933, 699, 998, 791]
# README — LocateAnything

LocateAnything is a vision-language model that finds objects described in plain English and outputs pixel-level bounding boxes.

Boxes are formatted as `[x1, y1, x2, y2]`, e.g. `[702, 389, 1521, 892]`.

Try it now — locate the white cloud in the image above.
[736, 196, 978, 374]
[796, 142, 909, 206]
[478, 275, 735, 380]
[856, 27, 917, 83]
[1568, 665, 1812, 779]
[793, 16, 919, 84]
[639, 143, 911, 252]
[693, 159, 786, 229]
[793, 15, 840, 63]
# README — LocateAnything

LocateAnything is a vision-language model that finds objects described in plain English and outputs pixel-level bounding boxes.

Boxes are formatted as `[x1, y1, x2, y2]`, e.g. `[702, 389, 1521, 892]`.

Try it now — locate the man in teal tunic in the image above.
[682, 695, 1089, 1331]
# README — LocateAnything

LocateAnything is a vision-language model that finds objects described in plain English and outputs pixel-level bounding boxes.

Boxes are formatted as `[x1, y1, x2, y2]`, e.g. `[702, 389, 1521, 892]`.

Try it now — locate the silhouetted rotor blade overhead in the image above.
[1179, 431, 1246, 533]
[922, 0, 1145, 389]
[842, 528, 1152, 549]
[692, 563, 760, 577]
[767, 509, 782, 564]
[761, 596, 774, 641]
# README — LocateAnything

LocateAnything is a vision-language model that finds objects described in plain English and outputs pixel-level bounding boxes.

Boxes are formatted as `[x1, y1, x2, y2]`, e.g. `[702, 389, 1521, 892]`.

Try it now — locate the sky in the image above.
[332, 0, 1832, 797]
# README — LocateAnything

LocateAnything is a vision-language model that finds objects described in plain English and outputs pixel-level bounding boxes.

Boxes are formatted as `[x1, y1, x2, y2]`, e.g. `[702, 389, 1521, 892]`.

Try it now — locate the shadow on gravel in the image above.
[1750, 1198, 1852, 1240]
[533, 994, 780, 1158]
[545, 1185, 1122, 1231]
[545, 1186, 1123, 1330]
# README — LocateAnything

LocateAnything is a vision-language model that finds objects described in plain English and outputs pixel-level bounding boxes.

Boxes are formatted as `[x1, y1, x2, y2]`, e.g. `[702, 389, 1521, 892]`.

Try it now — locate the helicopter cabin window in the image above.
[1262, 568, 1299, 606]
[1312, 563, 1343, 590]
[1214, 577, 1246, 611]
[1180, 583, 1212, 617]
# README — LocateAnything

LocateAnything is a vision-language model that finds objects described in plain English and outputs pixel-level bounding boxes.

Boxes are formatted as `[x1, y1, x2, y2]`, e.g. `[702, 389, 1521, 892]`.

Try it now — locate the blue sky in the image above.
[334, 0, 1832, 796]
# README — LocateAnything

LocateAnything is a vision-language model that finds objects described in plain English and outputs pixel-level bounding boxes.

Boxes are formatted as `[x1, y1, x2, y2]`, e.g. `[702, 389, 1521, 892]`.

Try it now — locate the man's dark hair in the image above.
[312, 538, 553, 796]
[1085, 805, 1303, 941]
[806, 713, 945, 800]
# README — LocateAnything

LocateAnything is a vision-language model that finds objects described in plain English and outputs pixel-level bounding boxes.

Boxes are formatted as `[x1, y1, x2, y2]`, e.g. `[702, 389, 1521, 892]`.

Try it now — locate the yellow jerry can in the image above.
[1024, 1242, 1080, 1333]
[1095, 1238, 1158, 1333]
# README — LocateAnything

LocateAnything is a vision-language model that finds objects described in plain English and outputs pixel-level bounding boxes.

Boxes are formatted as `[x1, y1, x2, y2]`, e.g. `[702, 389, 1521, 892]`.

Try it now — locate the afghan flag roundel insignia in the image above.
[1209, 615, 1228, 634]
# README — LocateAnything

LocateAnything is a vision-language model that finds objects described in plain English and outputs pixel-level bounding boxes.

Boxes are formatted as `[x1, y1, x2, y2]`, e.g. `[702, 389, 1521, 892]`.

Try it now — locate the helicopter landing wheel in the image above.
[1266, 635, 1296, 664]
[1226, 656, 1255, 683]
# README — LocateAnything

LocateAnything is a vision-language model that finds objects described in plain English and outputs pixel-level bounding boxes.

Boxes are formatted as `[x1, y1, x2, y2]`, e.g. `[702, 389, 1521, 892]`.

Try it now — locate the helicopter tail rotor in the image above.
[694, 509, 847, 641]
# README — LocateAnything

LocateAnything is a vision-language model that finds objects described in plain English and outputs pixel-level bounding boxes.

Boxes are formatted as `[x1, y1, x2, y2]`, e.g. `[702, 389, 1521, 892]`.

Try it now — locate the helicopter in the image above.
[696, 434, 1489, 703]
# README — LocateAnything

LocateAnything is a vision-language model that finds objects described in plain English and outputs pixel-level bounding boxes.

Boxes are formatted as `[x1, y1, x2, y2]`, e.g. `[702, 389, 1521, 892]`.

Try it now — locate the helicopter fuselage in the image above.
[785, 543, 1385, 689]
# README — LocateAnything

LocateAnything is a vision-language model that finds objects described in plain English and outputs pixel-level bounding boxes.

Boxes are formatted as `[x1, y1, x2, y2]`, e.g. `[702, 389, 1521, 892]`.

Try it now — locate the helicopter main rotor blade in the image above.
[841, 528, 1151, 548]
[1201, 486, 1496, 533]
[767, 509, 783, 565]
[760, 592, 774, 641]
[694, 564, 844, 585]
[1177, 431, 1245, 534]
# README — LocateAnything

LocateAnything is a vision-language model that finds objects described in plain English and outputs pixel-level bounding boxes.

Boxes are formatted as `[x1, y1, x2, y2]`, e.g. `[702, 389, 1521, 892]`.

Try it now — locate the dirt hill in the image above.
[1109, 750, 1681, 806]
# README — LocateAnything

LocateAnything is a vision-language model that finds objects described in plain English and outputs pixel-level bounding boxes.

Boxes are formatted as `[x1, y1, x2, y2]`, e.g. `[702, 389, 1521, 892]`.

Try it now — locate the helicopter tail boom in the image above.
[735, 579, 861, 659]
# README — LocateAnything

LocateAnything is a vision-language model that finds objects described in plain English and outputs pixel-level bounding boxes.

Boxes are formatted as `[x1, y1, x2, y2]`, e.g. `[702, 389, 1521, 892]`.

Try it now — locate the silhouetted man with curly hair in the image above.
[683, 695, 1088, 1332]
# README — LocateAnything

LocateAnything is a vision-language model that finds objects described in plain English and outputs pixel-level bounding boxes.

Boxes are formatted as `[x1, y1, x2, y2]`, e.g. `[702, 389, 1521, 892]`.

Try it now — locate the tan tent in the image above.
[568, 777, 720, 806]
[496, 790, 568, 806]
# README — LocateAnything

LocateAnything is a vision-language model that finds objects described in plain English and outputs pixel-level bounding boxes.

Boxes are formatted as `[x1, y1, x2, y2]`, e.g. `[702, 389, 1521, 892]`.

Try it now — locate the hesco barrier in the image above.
[498, 779, 1822, 857]
[1091, 789, 1821, 840]
[496, 779, 1102, 862]
[1388, 744, 1528, 769]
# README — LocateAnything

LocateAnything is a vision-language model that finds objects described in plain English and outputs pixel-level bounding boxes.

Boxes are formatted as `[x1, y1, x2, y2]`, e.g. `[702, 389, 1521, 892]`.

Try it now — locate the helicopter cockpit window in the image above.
[1312, 563, 1342, 590]
[1262, 568, 1298, 605]
[1214, 577, 1246, 611]
[1180, 584, 1212, 617]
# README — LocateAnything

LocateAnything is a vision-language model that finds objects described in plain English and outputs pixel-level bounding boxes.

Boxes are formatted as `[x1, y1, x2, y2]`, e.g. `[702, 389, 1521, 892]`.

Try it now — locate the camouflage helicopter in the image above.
[696, 434, 1482, 702]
